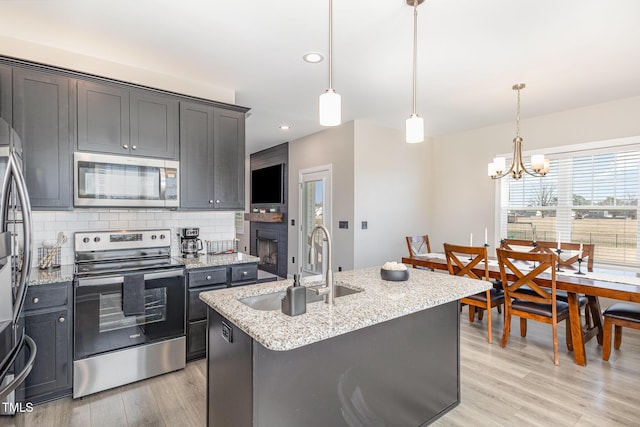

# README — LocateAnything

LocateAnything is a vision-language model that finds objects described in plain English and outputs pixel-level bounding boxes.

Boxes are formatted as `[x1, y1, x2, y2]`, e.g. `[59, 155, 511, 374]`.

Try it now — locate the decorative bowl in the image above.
[380, 268, 410, 281]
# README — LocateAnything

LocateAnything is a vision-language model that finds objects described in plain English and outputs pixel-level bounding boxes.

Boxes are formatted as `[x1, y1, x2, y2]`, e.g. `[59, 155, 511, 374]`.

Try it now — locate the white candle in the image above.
[470, 233, 473, 247]
[557, 232, 561, 250]
[484, 227, 488, 245]
[579, 243, 583, 259]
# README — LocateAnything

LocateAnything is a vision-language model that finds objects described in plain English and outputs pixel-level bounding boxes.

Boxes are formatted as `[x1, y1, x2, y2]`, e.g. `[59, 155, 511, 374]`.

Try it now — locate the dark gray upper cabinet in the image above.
[77, 80, 129, 155]
[0, 64, 11, 125]
[180, 102, 215, 209]
[78, 81, 178, 160]
[130, 89, 178, 159]
[180, 102, 246, 210]
[13, 68, 73, 209]
[213, 107, 245, 209]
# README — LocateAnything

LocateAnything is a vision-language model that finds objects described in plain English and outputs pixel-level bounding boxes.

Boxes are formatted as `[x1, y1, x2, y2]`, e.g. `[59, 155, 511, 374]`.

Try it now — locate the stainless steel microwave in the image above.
[74, 152, 179, 207]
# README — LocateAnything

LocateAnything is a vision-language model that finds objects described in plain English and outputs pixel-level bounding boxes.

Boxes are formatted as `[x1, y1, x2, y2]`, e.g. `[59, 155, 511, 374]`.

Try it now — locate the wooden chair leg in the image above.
[501, 312, 511, 348]
[614, 325, 622, 350]
[468, 306, 476, 322]
[520, 318, 527, 337]
[478, 308, 484, 321]
[552, 319, 559, 366]
[497, 305, 502, 314]
[486, 296, 492, 344]
[565, 317, 573, 352]
[602, 317, 612, 361]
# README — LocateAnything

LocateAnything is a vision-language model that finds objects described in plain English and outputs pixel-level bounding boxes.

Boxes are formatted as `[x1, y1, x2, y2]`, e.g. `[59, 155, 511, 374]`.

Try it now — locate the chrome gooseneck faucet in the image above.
[309, 224, 334, 305]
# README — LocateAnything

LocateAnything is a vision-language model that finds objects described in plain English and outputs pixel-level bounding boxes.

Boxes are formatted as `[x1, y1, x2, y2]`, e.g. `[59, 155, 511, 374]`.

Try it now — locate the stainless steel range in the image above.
[73, 229, 185, 398]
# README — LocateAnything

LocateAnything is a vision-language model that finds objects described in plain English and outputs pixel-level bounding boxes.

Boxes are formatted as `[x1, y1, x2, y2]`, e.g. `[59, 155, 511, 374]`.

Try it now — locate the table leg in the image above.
[588, 296, 603, 345]
[568, 292, 587, 366]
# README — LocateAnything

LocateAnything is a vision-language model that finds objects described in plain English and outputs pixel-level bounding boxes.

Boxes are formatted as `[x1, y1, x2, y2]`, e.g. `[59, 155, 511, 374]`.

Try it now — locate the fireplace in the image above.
[256, 230, 279, 275]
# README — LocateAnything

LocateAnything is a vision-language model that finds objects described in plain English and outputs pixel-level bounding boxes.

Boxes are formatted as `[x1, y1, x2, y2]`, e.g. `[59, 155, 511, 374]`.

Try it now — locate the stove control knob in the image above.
[94, 237, 101, 243]
[151, 235, 157, 240]
[83, 237, 90, 243]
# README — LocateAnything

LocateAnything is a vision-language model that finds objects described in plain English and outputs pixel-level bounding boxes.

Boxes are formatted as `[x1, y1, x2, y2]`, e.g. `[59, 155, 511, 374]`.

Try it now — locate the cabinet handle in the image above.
[123, 144, 129, 149]
[209, 200, 214, 204]
[32, 297, 39, 304]
[132, 145, 137, 150]
[58, 316, 65, 323]
[215, 199, 221, 204]
[206, 275, 212, 280]
[242, 271, 248, 276]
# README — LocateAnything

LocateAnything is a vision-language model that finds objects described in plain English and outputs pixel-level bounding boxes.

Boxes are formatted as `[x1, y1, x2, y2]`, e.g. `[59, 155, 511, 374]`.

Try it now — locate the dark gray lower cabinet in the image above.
[207, 302, 460, 427]
[13, 68, 73, 209]
[21, 282, 73, 404]
[186, 263, 257, 360]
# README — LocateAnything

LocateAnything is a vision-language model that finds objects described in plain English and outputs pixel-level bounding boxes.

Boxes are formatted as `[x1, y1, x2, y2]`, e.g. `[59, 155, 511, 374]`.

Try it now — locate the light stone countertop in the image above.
[28, 264, 75, 286]
[199, 266, 492, 351]
[178, 252, 259, 269]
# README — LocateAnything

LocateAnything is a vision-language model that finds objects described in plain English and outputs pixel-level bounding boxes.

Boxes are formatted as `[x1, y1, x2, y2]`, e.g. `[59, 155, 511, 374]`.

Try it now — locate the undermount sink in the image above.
[240, 283, 362, 311]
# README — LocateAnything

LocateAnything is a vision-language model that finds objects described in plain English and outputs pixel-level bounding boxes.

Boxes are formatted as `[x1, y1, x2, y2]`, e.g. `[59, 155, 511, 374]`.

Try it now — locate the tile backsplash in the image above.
[31, 209, 237, 267]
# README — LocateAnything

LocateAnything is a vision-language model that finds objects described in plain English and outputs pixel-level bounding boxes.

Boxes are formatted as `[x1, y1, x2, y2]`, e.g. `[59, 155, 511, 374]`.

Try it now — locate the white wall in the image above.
[429, 95, 640, 255]
[0, 36, 235, 104]
[288, 122, 355, 275]
[353, 121, 430, 268]
[31, 209, 236, 268]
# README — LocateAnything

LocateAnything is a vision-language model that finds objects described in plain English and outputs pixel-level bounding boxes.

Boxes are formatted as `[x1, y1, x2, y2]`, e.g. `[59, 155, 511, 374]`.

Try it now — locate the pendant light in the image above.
[488, 83, 550, 179]
[319, 0, 341, 126]
[406, 0, 424, 143]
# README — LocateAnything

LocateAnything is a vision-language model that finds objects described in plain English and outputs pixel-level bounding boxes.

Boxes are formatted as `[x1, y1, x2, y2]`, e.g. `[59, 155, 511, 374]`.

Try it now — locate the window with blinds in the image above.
[499, 144, 640, 267]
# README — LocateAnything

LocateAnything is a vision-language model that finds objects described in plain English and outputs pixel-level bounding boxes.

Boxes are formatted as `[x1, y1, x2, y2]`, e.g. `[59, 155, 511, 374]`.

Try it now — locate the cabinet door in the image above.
[13, 69, 73, 209]
[23, 308, 72, 401]
[77, 80, 130, 155]
[130, 90, 178, 159]
[0, 64, 11, 125]
[180, 102, 215, 209]
[213, 108, 245, 210]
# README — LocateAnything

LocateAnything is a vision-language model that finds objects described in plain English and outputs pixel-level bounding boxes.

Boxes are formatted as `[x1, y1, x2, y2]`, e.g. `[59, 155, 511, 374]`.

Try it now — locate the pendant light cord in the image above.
[412, 0, 418, 115]
[328, 0, 333, 90]
[515, 86, 521, 139]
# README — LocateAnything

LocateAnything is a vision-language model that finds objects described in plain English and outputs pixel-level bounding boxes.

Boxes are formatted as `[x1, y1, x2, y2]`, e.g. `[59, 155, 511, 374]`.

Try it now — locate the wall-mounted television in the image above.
[251, 164, 284, 204]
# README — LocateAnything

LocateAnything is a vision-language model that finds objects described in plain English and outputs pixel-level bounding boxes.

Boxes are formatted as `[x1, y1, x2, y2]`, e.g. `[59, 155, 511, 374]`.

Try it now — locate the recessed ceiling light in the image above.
[303, 52, 324, 63]
[279, 125, 290, 130]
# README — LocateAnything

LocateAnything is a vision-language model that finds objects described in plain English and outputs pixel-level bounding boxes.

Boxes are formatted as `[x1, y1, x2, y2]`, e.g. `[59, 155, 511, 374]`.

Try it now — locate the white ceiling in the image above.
[2, 0, 640, 154]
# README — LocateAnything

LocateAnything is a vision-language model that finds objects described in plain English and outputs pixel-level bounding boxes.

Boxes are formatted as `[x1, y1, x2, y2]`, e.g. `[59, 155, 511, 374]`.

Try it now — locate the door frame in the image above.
[298, 164, 332, 276]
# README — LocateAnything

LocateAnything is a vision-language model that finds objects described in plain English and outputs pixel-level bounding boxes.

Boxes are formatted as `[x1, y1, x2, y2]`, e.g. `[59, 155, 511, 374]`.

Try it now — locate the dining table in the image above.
[402, 253, 640, 366]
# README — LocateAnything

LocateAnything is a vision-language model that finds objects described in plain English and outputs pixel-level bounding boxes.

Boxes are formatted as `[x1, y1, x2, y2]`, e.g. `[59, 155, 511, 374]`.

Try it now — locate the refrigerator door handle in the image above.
[0, 335, 37, 402]
[0, 149, 33, 325]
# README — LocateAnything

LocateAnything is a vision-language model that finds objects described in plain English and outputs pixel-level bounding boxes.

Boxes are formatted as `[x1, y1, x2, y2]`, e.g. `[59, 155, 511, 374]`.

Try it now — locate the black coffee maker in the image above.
[179, 227, 203, 258]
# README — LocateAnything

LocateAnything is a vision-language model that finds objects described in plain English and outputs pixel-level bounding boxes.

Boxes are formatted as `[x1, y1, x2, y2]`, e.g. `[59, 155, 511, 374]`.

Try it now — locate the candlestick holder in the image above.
[555, 248, 564, 272]
[574, 257, 585, 275]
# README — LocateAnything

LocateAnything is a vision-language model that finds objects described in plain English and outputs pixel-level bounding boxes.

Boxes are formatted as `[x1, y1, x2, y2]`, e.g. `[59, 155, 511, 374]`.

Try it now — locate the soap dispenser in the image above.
[281, 274, 306, 316]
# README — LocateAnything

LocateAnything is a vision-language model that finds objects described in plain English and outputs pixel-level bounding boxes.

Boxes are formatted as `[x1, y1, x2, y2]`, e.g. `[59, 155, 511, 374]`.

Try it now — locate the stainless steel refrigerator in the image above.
[0, 117, 36, 414]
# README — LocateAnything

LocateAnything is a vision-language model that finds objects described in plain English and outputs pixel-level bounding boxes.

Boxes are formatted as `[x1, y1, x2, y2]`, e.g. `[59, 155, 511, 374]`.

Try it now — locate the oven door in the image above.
[74, 270, 185, 360]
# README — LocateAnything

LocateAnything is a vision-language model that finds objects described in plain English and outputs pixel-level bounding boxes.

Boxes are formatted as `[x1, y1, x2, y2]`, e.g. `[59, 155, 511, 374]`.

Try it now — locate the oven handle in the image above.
[76, 269, 184, 287]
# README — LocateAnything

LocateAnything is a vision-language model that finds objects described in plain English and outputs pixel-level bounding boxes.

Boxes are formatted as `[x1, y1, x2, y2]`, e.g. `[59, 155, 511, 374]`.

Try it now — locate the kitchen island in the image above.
[200, 266, 491, 427]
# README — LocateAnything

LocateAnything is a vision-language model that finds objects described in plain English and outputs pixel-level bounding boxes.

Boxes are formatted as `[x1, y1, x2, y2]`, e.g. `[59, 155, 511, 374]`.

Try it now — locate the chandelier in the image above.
[487, 83, 549, 179]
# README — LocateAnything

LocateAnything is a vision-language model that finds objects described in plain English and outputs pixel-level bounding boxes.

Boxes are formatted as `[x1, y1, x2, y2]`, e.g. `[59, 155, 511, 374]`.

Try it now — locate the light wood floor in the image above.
[4, 306, 640, 427]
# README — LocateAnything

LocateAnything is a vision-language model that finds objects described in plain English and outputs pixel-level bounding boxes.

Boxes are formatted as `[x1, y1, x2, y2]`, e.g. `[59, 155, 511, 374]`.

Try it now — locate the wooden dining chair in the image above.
[602, 303, 640, 361]
[496, 248, 572, 365]
[501, 239, 597, 330]
[444, 243, 504, 343]
[406, 235, 431, 257]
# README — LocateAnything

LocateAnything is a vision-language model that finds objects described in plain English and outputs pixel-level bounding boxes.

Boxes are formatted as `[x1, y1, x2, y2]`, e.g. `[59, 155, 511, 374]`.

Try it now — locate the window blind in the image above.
[499, 144, 640, 267]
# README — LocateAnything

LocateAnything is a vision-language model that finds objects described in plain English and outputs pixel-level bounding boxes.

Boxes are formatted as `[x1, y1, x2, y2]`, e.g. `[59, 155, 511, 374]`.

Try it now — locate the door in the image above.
[298, 166, 332, 276]
[0, 65, 11, 125]
[130, 90, 178, 159]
